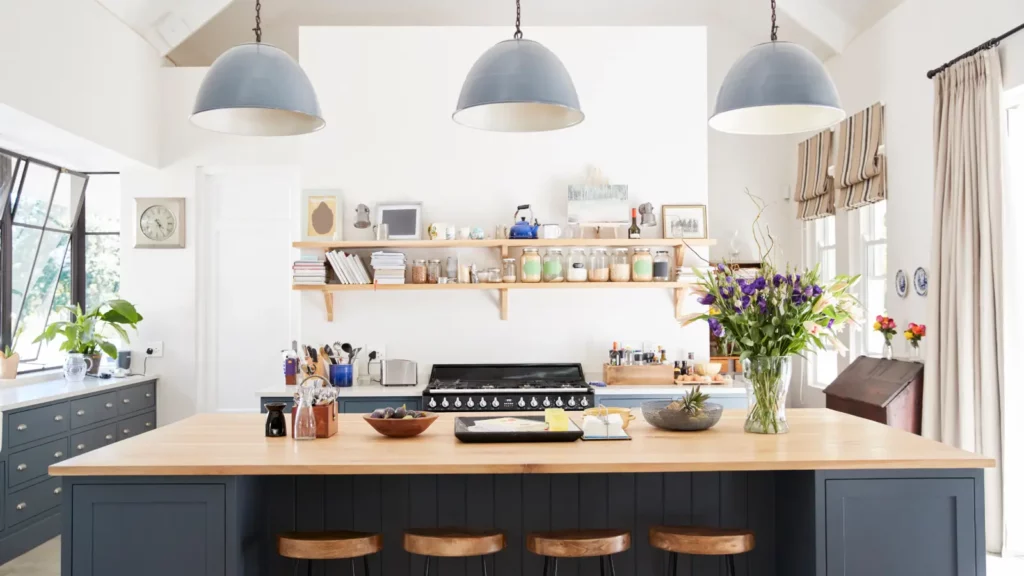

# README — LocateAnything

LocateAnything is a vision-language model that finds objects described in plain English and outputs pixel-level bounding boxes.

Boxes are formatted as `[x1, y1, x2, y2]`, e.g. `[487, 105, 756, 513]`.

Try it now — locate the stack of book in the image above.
[293, 257, 326, 286]
[325, 250, 372, 284]
[370, 251, 407, 285]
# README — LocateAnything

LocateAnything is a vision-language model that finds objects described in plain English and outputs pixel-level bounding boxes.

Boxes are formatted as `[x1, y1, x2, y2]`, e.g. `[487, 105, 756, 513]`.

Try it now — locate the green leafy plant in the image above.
[1, 325, 23, 359]
[667, 385, 711, 416]
[33, 299, 143, 358]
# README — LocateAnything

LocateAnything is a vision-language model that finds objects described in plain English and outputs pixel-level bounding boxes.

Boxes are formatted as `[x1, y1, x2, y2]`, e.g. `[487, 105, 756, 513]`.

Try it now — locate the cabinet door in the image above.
[71, 484, 226, 576]
[825, 478, 978, 576]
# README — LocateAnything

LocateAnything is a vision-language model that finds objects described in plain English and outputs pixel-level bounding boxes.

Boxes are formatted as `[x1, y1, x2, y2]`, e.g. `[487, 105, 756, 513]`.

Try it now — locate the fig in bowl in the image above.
[364, 405, 438, 438]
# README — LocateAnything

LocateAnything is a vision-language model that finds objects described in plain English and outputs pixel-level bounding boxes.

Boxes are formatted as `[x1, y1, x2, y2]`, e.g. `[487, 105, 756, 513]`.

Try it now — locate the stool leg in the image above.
[363, 555, 370, 576]
[552, 558, 559, 576]
[351, 558, 356, 576]
[670, 552, 678, 576]
[423, 556, 431, 576]
[608, 555, 617, 576]
[307, 559, 313, 576]
[727, 555, 737, 576]
[542, 557, 550, 576]
[481, 555, 489, 576]
[600, 555, 607, 576]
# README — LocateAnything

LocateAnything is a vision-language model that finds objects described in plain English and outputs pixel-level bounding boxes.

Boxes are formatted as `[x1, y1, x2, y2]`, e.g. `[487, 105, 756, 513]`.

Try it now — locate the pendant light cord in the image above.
[770, 0, 778, 41]
[514, 0, 523, 40]
[252, 0, 262, 43]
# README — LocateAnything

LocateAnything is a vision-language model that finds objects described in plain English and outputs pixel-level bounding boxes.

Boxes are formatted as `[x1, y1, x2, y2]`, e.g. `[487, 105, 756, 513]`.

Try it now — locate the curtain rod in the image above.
[926, 22, 1024, 79]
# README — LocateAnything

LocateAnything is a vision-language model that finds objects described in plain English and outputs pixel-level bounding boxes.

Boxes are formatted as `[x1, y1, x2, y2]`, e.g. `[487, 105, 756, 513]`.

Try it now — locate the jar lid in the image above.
[613, 247, 629, 252]
[656, 250, 670, 255]
[592, 247, 608, 252]
[428, 259, 441, 263]
[635, 248, 651, 252]
[547, 248, 563, 253]
[502, 258, 516, 263]
[523, 247, 539, 252]
[413, 259, 426, 264]
[570, 247, 586, 252]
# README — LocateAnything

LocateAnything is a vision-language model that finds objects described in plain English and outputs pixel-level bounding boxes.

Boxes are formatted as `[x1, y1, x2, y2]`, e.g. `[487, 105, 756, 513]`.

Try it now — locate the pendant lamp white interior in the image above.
[453, 0, 583, 132]
[710, 0, 844, 135]
[190, 1, 324, 136]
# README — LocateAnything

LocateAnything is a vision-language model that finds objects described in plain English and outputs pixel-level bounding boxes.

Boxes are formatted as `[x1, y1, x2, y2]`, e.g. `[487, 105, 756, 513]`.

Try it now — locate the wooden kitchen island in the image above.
[50, 410, 992, 576]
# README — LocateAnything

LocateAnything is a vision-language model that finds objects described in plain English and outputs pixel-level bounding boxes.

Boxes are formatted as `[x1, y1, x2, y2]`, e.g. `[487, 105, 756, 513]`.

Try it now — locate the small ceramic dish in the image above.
[640, 401, 723, 432]
[363, 413, 439, 438]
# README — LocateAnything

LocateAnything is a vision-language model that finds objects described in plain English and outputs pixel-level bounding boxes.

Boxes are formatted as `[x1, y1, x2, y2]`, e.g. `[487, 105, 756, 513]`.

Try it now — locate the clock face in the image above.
[140, 205, 176, 241]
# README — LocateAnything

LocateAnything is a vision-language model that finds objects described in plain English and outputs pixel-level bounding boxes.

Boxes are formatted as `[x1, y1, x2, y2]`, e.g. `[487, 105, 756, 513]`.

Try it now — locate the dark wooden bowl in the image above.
[363, 413, 439, 438]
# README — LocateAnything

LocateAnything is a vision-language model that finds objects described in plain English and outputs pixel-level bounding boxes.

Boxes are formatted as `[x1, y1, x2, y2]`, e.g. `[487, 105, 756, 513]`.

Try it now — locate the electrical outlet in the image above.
[145, 342, 164, 358]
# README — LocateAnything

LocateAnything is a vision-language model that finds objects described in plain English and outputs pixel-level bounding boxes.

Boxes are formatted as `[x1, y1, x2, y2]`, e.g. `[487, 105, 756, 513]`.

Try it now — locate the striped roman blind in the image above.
[835, 102, 887, 210]
[795, 129, 836, 221]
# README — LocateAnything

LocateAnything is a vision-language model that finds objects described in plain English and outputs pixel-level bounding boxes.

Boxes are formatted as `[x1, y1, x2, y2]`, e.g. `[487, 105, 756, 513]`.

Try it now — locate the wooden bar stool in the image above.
[526, 529, 631, 576]
[649, 526, 755, 576]
[277, 531, 383, 575]
[403, 528, 506, 575]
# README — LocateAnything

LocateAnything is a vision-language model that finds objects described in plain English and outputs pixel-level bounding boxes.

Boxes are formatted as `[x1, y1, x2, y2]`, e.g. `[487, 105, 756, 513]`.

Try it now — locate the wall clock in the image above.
[135, 197, 185, 248]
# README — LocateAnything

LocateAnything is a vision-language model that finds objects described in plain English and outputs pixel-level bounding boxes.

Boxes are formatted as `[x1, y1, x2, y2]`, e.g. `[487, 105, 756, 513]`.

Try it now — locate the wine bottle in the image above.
[628, 208, 641, 239]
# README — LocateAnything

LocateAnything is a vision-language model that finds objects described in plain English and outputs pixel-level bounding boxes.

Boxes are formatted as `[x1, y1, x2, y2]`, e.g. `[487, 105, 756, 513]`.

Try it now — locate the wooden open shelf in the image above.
[294, 238, 713, 321]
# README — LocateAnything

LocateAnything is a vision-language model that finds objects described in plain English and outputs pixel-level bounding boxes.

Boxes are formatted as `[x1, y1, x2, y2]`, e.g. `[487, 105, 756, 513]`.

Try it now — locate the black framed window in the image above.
[0, 149, 121, 373]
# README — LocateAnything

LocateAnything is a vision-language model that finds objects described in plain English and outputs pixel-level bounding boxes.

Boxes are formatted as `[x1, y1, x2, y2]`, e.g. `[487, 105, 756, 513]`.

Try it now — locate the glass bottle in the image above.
[566, 248, 588, 282]
[610, 248, 631, 282]
[632, 248, 654, 282]
[293, 384, 317, 441]
[588, 248, 609, 282]
[426, 259, 441, 284]
[628, 208, 641, 239]
[502, 258, 518, 283]
[521, 248, 542, 283]
[653, 250, 671, 281]
[64, 353, 92, 383]
[543, 248, 565, 282]
[411, 259, 427, 284]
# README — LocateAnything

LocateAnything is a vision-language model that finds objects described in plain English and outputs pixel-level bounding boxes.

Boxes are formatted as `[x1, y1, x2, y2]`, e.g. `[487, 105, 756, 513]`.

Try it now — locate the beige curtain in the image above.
[795, 129, 836, 221]
[925, 50, 1005, 554]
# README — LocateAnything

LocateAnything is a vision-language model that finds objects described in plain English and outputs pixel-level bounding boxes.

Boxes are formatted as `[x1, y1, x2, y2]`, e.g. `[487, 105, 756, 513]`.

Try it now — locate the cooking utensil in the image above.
[321, 346, 336, 365]
[349, 346, 362, 363]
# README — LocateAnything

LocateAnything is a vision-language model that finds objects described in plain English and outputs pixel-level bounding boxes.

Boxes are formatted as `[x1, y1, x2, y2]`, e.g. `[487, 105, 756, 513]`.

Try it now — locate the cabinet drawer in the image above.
[118, 411, 156, 440]
[8, 402, 70, 448]
[70, 392, 118, 430]
[9, 437, 68, 488]
[71, 424, 118, 456]
[118, 382, 156, 415]
[7, 477, 62, 528]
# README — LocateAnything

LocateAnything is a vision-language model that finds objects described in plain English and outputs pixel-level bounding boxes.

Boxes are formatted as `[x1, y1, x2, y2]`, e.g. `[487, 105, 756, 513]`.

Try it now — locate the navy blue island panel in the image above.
[59, 468, 986, 576]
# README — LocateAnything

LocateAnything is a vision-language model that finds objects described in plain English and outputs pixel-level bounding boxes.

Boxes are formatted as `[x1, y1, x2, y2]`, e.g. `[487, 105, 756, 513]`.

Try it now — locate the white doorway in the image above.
[196, 166, 298, 412]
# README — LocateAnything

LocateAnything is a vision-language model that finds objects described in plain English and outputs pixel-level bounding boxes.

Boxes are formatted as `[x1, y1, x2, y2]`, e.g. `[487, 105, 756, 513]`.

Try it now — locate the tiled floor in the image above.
[0, 536, 1021, 575]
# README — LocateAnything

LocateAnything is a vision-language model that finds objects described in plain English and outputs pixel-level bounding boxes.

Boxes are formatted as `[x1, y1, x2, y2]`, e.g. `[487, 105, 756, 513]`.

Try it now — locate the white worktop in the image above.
[0, 373, 158, 413]
[256, 382, 426, 398]
[594, 384, 746, 396]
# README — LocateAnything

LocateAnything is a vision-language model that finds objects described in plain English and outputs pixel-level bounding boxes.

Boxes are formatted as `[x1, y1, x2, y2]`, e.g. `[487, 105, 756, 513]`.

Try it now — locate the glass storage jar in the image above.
[521, 248, 542, 283]
[502, 258, 518, 283]
[411, 259, 427, 284]
[427, 259, 441, 284]
[610, 248, 631, 282]
[567, 248, 588, 282]
[588, 248, 609, 282]
[632, 248, 653, 282]
[485, 268, 502, 283]
[653, 250, 671, 281]
[543, 248, 565, 282]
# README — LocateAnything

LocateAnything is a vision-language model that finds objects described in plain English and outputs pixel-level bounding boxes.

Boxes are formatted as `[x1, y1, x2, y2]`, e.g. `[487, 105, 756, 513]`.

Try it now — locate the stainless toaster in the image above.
[382, 359, 418, 386]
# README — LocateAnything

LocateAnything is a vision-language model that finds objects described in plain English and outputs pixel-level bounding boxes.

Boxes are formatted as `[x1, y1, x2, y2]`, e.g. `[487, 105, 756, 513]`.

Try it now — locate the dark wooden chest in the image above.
[824, 356, 924, 434]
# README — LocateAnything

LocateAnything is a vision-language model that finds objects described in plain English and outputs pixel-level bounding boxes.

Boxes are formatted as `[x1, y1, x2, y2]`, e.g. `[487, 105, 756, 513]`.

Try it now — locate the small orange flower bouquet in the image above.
[904, 323, 926, 349]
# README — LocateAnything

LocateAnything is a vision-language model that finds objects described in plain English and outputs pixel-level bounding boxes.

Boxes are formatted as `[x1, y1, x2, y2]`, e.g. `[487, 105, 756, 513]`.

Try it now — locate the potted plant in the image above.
[34, 299, 143, 381]
[0, 325, 24, 379]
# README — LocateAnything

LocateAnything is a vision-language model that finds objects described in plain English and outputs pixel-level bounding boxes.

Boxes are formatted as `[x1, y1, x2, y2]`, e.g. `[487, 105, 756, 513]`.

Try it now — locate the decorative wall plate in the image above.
[895, 269, 908, 298]
[913, 267, 928, 296]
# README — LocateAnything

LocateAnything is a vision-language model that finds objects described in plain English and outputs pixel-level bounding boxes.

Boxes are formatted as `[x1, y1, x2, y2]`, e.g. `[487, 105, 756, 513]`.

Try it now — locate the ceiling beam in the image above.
[777, 0, 857, 55]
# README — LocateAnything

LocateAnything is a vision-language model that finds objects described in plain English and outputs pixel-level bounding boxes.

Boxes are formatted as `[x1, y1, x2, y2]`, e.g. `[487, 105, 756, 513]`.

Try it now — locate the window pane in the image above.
[13, 231, 70, 359]
[868, 243, 887, 277]
[815, 350, 839, 387]
[46, 172, 85, 230]
[85, 174, 121, 233]
[821, 248, 836, 282]
[86, 234, 121, 307]
[872, 201, 887, 240]
[0, 154, 21, 209]
[10, 225, 42, 321]
[13, 163, 57, 226]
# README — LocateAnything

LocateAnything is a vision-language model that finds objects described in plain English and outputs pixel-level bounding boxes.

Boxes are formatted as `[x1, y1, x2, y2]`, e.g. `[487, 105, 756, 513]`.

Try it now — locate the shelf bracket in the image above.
[323, 291, 334, 322]
[674, 287, 688, 321]
[499, 288, 509, 321]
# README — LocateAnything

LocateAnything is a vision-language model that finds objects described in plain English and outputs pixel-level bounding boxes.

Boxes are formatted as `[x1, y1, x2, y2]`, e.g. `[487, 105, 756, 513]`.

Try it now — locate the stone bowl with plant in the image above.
[34, 299, 143, 375]
[641, 386, 723, 432]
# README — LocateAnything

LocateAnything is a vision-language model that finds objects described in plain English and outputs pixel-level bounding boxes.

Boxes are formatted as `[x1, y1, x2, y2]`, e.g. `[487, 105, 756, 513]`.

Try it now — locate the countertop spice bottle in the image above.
[653, 250, 671, 281]
[686, 352, 696, 376]
[427, 259, 441, 284]
[632, 248, 653, 282]
[411, 259, 427, 284]
[589, 248, 609, 282]
[446, 256, 458, 280]
[502, 258, 518, 283]
[610, 248, 631, 282]
[543, 248, 565, 282]
[521, 248, 542, 283]
[567, 248, 588, 282]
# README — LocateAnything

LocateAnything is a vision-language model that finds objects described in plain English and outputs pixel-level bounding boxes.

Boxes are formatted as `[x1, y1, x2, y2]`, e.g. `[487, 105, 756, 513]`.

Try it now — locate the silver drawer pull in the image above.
[53, 487, 62, 495]
[77, 443, 86, 451]
[16, 503, 26, 511]
[105, 402, 114, 409]
[54, 414, 63, 421]
[54, 451, 64, 459]
[145, 393, 152, 398]
[123, 428, 130, 435]
[122, 398, 130, 404]
[16, 464, 27, 471]
[145, 422, 153, 428]
[77, 409, 86, 416]
[105, 434, 114, 441]
[16, 424, 27, 431]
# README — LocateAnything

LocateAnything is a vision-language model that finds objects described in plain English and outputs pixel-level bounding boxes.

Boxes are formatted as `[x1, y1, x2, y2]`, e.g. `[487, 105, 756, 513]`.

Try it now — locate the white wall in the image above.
[0, 0, 163, 168]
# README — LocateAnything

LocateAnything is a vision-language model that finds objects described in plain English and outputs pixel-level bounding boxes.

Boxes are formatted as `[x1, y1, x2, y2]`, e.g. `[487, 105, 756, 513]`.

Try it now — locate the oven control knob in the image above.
[555, 397, 564, 407]
[454, 397, 462, 409]
[530, 397, 539, 408]
[480, 397, 487, 407]
[467, 398, 475, 408]
[428, 398, 437, 409]
[542, 397, 551, 407]
[491, 398, 500, 408]
[517, 398, 526, 408]
[441, 398, 449, 408]
[567, 397, 576, 407]
[580, 397, 589, 407]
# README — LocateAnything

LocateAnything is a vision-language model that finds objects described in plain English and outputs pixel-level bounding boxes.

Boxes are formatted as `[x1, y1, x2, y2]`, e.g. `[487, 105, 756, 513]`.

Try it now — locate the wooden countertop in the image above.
[49, 409, 993, 476]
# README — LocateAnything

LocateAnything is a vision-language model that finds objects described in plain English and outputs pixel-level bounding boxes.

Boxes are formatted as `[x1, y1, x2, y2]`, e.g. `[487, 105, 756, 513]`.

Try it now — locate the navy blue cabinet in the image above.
[260, 395, 421, 414]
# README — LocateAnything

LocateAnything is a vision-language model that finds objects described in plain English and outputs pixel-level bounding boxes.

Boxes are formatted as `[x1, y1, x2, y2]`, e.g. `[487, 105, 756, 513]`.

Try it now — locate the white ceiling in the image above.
[92, 0, 907, 66]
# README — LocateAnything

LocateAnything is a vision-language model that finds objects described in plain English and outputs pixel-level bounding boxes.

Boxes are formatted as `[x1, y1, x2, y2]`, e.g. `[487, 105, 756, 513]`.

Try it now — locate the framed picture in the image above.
[135, 197, 186, 248]
[567, 184, 629, 225]
[662, 205, 708, 239]
[375, 203, 423, 240]
[301, 190, 343, 241]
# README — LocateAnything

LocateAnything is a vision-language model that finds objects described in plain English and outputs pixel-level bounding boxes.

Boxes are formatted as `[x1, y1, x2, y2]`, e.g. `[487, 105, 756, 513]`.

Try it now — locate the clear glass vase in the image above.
[63, 353, 93, 383]
[909, 343, 921, 361]
[883, 340, 894, 359]
[742, 356, 792, 434]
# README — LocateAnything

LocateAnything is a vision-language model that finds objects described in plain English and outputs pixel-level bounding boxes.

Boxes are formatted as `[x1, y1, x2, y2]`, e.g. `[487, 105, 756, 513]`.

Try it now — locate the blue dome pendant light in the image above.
[453, 0, 584, 132]
[191, 0, 325, 136]
[710, 0, 845, 135]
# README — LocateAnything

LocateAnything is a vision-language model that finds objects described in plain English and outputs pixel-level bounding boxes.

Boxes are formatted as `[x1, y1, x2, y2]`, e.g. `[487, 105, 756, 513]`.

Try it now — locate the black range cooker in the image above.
[423, 363, 594, 412]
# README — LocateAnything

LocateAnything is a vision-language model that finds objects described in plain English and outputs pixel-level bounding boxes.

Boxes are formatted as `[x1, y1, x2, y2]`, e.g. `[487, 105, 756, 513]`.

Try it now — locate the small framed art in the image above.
[662, 205, 708, 239]
[375, 203, 423, 240]
[301, 190, 343, 241]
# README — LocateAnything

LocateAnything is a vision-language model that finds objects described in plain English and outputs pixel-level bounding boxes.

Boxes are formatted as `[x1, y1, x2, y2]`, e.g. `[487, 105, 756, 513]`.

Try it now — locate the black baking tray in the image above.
[454, 416, 583, 443]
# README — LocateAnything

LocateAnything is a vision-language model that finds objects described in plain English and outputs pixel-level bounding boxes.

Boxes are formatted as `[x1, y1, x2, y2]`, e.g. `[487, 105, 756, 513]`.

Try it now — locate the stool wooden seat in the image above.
[403, 528, 506, 576]
[278, 531, 382, 576]
[527, 529, 631, 576]
[649, 526, 755, 576]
